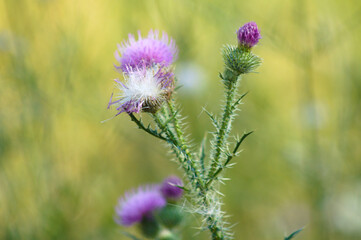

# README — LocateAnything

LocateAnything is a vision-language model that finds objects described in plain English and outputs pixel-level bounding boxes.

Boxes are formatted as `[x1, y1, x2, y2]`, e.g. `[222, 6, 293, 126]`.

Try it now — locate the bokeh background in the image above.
[1, 0, 361, 239]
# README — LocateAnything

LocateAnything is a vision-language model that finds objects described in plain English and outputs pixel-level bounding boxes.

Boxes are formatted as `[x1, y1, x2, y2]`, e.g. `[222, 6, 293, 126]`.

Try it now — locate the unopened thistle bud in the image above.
[222, 22, 262, 76]
[160, 176, 184, 201]
[237, 21, 261, 49]
[158, 205, 183, 229]
[140, 216, 161, 238]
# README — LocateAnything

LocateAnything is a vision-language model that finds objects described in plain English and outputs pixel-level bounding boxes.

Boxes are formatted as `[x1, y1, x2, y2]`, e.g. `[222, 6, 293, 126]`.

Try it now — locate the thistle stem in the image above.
[163, 102, 229, 240]
[206, 131, 253, 188]
[166, 100, 191, 157]
[128, 113, 167, 141]
[208, 71, 239, 181]
[152, 111, 204, 189]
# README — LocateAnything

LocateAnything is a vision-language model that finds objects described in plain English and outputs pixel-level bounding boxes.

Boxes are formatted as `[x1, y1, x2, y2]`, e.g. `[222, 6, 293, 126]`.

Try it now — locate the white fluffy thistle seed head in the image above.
[108, 65, 174, 114]
[120, 67, 165, 104]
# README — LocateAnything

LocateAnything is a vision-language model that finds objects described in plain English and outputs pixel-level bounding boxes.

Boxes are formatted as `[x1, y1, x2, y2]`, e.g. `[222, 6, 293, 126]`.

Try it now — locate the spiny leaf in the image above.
[129, 113, 167, 141]
[205, 131, 253, 188]
[198, 133, 207, 175]
[203, 108, 220, 129]
[219, 72, 224, 80]
[174, 84, 183, 91]
[233, 131, 253, 154]
[232, 91, 249, 109]
[174, 184, 190, 192]
[162, 108, 180, 128]
[284, 227, 304, 240]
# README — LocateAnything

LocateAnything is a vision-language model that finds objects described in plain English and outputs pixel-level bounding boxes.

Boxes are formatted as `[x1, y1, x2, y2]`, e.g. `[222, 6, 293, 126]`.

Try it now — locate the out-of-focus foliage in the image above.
[0, 0, 360, 239]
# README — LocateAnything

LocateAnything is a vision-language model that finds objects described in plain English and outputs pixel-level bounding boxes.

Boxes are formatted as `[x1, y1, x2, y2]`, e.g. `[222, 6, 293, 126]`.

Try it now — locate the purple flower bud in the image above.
[236, 22, 261, 48]
[114, 30, 178, 73]
[115, 185, 166, 226]
[161, 176, 183, 200]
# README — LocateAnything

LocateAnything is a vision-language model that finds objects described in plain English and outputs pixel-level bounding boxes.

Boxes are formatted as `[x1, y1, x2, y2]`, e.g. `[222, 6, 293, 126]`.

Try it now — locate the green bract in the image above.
[222, 45, 262, 76]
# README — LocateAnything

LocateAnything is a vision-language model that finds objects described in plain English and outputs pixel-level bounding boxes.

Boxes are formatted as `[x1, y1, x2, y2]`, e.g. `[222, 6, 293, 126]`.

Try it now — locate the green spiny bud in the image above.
[158, 205, 183, 229]
[139, 217, 160, 238]
[222, 45, 261, 76]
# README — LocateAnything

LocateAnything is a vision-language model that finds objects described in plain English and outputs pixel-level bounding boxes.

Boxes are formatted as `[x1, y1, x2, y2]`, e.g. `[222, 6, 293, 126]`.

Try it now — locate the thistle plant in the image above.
[106, 24, 295, 240]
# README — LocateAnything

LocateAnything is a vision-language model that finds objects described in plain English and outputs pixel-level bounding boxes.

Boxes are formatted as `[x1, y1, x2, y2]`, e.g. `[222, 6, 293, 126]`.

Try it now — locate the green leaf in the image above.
[162, 108, 180, 128]
[172, 184, 190, 192]
[198, 133, 207, 175]
[128, 113, 167, 141]
[203, 108, 219, 129]
[232, 91, 249, 110]
[174, 85, 183, 91]
[284, 227, 304, 240]
[205, 131, 253, 188]
[233, 131, 253, 155]
[219, 72, 224, 79]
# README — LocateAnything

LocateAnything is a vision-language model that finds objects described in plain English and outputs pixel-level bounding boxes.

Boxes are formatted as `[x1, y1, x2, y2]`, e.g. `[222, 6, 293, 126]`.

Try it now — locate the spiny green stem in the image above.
[154, 107, 227, 240]
[128, 113, 167, 141]
[129, 112, 179, 153]
[199, 133, 207, 176]
[130, 112, 199, 187]
[165, 101, 206, 188]
[167, 100, 191, 157]
[206, 210, 227, 240]
[153, 112, 178, 140]
[206, 131, 253, 188]
[285, 227, 304, 240]
[208, 72, 239, 181]
[152, 112, 203, 188]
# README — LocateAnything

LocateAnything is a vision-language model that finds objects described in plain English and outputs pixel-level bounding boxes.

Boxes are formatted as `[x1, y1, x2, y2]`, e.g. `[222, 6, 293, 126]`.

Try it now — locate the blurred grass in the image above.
[1, 0, 361, 239]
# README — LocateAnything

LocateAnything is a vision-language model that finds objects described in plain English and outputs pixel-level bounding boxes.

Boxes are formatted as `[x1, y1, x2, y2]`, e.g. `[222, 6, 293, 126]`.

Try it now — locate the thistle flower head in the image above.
[108, 65, 174, 114]
[237, 22, 261, 48]
[115, 185, 166, 226]
[160, 176, 184, 201]
[115, 30, 178, 73]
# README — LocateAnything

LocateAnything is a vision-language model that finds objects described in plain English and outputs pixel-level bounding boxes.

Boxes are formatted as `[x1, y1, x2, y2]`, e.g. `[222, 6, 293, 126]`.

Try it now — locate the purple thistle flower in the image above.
[115, 30, 178, 73]
[115, 185, 166, 226]
[161, 176, 184, 200]
[236, 22, 261, 48]
[108, 65, 174, 114]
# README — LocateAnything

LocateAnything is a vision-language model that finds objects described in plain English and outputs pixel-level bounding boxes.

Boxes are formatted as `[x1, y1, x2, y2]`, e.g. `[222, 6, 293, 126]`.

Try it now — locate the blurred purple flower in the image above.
[237, 22, 261, 48]
[115, 30, 178, 73]
[161, 176, 184, 200]
[108, 65, 174, 114]
[115, 185, 166, 226]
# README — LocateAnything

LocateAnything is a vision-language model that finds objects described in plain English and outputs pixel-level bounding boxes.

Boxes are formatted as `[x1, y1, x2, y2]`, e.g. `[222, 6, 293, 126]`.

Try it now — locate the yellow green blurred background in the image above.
[1, 0, 361, 239]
